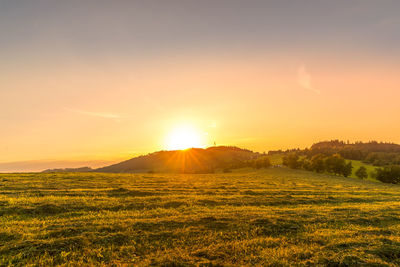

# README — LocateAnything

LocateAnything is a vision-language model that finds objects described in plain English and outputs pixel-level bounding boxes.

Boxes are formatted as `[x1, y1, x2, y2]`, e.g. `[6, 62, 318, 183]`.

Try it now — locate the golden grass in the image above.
[1, 168, 400, 266]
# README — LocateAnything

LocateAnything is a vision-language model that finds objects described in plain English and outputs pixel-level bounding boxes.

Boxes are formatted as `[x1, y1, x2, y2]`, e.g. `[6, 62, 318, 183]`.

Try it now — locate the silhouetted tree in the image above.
[282, 153, 302, 169]
[355, 166, 368, 179]
[376, 166, 400, 184]
[252, 156, 271, 169]
[342, 162, 353, 177]
[324, 154, 352, 176]
[325, 154, 346, 175]
[310, 154, 325, 173]
[301, 159, 313, 171]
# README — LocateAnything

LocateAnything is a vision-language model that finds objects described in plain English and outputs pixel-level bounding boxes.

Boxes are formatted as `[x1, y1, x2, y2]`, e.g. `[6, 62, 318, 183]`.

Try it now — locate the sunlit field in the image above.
[2, 168, 400, 266]
[349, 160, 378, 180]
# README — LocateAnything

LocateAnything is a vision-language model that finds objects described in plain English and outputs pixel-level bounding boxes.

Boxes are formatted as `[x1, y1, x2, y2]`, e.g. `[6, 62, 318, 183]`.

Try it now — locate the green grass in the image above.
[350, 160, 378, 180]
[1, 168, 400, 266]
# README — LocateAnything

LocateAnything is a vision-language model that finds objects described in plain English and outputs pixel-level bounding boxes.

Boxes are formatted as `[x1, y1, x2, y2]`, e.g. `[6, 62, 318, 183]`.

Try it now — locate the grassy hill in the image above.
[96, 146, 258, 173]
[2, 168, 400, 265]
[270, 153, 379, 181]
[349, 160, 377, 180]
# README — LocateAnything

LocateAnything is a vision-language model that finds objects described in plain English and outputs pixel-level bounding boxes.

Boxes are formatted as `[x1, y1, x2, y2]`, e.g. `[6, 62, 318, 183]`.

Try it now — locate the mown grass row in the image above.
[1, 168, 400, 266]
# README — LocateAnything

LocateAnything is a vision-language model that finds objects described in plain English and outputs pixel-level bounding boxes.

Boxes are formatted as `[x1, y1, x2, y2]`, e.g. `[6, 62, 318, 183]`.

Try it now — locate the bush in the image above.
[310, 154, 325, 173]
[343, 162, 353, 177]
[355, 166, 368, 179]
[301, 159, 313, 171]
[324, 154, 351, 176]
[250, 157, 271, 169]
[282, 153, 302, 169]
[223, 168, 232, 173]
[376, 166, 400, 184]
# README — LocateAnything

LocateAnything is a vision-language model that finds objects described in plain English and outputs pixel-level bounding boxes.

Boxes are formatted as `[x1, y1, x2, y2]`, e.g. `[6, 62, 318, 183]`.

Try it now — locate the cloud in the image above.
[65, 108, 121, 119]
[297, 65, 320, 94]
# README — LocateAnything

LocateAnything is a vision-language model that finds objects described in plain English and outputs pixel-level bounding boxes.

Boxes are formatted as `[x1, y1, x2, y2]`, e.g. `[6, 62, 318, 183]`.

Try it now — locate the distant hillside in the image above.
[304, 140, 400, 166]
[42, 167, 93, 173]
[310, 140, 400, 153]
[96, 146, 259, 173]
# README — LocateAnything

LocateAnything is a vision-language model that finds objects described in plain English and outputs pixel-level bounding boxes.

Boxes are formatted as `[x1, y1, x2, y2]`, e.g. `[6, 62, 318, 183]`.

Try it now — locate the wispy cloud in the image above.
[65, 108, 122, 119]
[297, 65, 320, 94]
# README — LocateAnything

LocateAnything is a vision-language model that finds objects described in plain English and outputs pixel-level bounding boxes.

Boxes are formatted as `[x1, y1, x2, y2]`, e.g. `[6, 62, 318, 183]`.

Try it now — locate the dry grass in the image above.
[1, 168, 400, 266]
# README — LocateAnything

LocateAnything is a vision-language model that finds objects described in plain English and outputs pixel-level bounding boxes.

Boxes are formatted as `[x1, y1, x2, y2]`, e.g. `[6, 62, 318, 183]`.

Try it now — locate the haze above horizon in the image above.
[1, 0, 400, 171]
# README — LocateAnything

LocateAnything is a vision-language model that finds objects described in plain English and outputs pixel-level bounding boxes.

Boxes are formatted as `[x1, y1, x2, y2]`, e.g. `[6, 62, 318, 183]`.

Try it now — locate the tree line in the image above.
[224, 156, 271, 172]
[375, 166, 400, 184]
[300, 140, 400, 166]
[282, 153, 355, 177]
[271, 140, 400, 184]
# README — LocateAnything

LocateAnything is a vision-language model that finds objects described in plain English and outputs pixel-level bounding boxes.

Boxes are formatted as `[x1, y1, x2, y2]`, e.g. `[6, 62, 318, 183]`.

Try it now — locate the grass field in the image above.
[269, 153, 378, 181]
[1, 168, 400, 266]
[349, 160, 378, 180]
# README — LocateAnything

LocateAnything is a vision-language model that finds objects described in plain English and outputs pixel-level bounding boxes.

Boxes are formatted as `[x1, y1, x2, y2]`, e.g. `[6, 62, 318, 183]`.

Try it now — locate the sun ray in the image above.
[165, 125, 204, 150]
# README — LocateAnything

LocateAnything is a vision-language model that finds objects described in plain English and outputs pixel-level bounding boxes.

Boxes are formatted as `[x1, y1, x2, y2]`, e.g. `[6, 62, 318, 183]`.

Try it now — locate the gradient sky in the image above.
[1, 0, 400, 171]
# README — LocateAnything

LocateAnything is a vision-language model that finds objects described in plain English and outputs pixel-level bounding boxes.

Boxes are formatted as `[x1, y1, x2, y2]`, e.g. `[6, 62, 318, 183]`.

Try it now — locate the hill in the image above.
[96, 146, 258, 173]
[42, 167, 93, 173]
[308, 140, 400, 165]
[2, 168, 400, 265]
[271, 140, 400, 168]
[311, 140, 400, 153]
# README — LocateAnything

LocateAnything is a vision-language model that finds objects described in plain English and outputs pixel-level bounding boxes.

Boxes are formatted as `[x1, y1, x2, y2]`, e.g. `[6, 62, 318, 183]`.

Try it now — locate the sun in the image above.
[165, 126, 204, 150]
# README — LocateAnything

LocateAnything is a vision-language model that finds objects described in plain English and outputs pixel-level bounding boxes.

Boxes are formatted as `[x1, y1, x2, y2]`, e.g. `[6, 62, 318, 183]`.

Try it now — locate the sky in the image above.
[1, 0, 400, 171]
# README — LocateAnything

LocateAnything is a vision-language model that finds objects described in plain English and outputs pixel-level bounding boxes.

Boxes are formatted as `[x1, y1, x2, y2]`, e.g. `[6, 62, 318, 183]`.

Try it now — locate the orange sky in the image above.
[1, 1, 400, 171]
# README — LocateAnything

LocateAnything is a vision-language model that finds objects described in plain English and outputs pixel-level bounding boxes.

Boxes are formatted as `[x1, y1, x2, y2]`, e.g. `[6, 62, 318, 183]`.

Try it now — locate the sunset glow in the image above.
[165, 126, 204, 151]
[1, 1, 400, 172]
[4, 2, 400, 265]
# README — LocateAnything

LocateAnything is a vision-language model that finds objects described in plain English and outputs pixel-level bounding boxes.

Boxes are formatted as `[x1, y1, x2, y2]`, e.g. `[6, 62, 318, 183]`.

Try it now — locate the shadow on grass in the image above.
[367, 239, 400, 263]
[0, 236, 89, 257]
[132, 217, 230, 232]
[0, 232, 22, 242]
[107, 188, 158, 197]
[251, 218, 304, 236]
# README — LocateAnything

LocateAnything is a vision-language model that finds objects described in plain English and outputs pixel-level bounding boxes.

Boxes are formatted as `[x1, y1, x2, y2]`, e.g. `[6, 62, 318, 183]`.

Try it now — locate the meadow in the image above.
[1, 168, 400, 266]
[349, 160, 378, 180]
